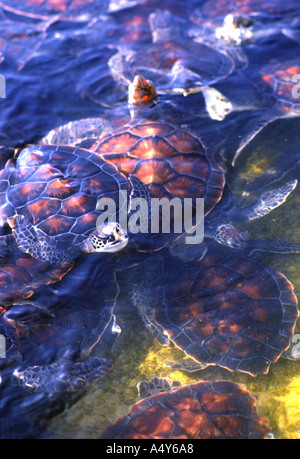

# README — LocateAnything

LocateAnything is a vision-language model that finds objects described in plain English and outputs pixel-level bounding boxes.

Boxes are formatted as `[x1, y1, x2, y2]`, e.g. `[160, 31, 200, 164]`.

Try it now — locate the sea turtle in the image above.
[100, 377, 272, 439]
[189, 0, 300, 49]
[0, 252, 121, 438]
[0, 144, 133, 270]
[126, 243, 299, 376]
[230, 58, 300, 164]
[106, 9, 247, 121]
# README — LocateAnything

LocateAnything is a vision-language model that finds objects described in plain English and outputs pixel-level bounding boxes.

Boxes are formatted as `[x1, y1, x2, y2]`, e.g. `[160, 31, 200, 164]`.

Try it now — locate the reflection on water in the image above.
[0, 0, 299, 439]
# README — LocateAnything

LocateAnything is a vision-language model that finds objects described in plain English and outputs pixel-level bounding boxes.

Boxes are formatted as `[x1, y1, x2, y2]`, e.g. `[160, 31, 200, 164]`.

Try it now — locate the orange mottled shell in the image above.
[256, 60, 300, 114]
[0, 236, 73, 308]
[149, 248, 299, 376]
[101, 380, 271, 439]
[0, 145, 131, 245]
[83, 121, 225, 217]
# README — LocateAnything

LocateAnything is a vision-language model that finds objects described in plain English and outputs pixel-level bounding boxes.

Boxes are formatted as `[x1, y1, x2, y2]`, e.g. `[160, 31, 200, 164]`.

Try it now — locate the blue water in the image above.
[0, 0, 300, 439]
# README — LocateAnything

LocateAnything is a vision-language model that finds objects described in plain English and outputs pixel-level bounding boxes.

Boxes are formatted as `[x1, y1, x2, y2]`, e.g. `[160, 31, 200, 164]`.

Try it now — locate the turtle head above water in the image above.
[80, 222, 128, 254]
[128, 74, 157, 109]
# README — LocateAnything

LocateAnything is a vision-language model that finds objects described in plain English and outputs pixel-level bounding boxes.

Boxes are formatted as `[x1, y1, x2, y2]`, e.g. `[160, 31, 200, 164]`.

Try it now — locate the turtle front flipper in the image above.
[209, 179, 299, 251]
[41, 117, 114, 149]
[13, 357, 112, 393]
[12, 215, 70, 264]
[233, 179, 298, 222]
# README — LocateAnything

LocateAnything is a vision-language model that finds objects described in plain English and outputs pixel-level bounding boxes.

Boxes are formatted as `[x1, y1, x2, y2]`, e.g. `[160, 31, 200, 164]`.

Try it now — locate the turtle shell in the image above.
[133, 247, 299, 376]
[100, 380, 271, 439]
[254, 60, 300, 115]
[0, 145, 131, 248]
[110, 19, 236, 93]
[0, 235, 73, 309]
[0, 253, 118, 371]
[0, 0, 109, 21]
[200, 0, 300, 19]
[73, 120, 225, 251]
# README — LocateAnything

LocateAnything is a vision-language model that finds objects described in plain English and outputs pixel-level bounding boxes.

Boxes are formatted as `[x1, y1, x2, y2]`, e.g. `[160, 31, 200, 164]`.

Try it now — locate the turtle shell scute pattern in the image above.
[0, 239, 73, 308]
[0, 145, 131, 246]
[255, 61, 300, 113]
[92, 121, 225, 217]
[151, 249, 299, 376]
[100, 380, 271, 439]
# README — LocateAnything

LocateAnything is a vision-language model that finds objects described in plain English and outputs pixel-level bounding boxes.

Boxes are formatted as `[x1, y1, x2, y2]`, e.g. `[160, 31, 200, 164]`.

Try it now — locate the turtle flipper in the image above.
[137, 377, 183, 398]
[41, 117, 114, 148]
[13, 357, 111, 393]
[13, 215, 69, 264]
[247, 239, 300, 256]
[233, 179, 298, 222]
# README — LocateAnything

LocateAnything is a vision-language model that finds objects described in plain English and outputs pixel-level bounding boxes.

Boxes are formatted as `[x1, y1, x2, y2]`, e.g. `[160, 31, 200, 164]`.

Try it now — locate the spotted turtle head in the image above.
[80, 222, 128, 254]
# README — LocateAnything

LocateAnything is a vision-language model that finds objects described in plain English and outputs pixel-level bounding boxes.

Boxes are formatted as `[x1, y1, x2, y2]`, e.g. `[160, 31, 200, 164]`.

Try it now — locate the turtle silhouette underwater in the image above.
[190, 0, 300, 46]
[106, 9, 248, 121]
[230, 58, 300, 164]
[100, 377, 272, 439]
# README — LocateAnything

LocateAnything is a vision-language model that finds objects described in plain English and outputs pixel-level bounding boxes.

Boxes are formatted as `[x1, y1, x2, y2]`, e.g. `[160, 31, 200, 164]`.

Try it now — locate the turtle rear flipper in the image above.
[12, 215, 69, 264]
[13, 357, 112, 393]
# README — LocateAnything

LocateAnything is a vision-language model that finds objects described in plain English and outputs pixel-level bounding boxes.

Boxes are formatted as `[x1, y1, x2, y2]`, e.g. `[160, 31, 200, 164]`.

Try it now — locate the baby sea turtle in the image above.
[0, 254, 118, 392]
[100, 377, 272, 439]
[128, 244, 299, 376]
[107, 9, 245, 120]
[0, 145, 131, 270]
[232, 59, 300, 163]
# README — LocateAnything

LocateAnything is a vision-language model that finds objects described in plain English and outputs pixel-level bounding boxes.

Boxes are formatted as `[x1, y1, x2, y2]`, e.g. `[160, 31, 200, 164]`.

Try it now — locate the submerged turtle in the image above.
[100, 377, 272, 439]
[190, 0, 300, 49]
[231, 59, 300, 164]
[106, 9, 246, 120]
[127, 244, 299, 376]
[0, 253, 121, 438]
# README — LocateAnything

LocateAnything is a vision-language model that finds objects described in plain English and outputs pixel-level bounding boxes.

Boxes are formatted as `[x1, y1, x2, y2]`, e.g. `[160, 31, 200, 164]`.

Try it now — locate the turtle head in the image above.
[80, 222, 128, 254]
[128, 75, 157, 110]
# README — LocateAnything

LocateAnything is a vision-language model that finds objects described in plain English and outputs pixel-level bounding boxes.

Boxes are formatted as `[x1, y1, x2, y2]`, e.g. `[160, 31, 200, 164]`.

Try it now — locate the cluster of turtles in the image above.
[0, 0, 300, 439]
